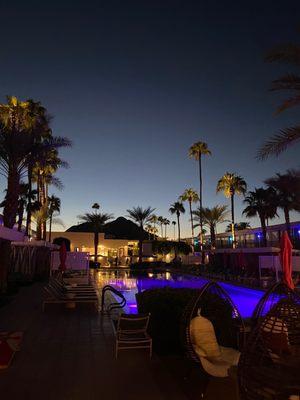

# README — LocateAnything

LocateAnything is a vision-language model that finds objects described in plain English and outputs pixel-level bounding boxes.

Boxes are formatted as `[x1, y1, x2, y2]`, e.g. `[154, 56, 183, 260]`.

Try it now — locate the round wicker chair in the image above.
[238, 297, 300, 400]
[252, 282, 300, 324]
[180, 281, 245, 396]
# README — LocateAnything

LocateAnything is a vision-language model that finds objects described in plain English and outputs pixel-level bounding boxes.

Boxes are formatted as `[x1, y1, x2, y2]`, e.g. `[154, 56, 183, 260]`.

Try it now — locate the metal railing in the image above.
[101, 284, 126, 313]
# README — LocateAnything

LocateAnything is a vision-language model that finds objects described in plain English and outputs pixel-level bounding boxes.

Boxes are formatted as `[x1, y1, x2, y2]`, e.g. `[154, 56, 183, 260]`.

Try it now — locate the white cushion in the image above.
[190, 315, 240, 378]
[190, 315, 221, 359]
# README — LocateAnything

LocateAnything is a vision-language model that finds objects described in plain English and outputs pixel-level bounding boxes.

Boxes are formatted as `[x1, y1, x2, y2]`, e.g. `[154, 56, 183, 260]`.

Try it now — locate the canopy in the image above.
[280, 231, 294, 290]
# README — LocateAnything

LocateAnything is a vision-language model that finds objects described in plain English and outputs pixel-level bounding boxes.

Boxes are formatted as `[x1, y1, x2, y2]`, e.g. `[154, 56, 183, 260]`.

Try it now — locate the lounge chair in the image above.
[50, 277, 97, 294]
[112, 313, 152, 359]
[43, 283, 99, 311]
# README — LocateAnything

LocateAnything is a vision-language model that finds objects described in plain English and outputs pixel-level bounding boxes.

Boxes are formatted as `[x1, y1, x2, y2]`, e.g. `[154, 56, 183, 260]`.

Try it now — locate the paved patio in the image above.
[0, 284, 238, 399]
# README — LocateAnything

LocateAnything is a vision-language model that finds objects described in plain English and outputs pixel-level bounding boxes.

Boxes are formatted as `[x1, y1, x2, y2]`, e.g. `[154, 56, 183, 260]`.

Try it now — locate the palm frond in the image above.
[257, 126, 300, 160]
[265, 44, 300, 66]
[270, 73, 300, 91]
[275, 95, 300, 114]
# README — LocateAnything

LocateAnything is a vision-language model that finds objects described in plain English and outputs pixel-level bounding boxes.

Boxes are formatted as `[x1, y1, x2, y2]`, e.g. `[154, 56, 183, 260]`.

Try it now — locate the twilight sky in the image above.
[0, 1, 300, 237]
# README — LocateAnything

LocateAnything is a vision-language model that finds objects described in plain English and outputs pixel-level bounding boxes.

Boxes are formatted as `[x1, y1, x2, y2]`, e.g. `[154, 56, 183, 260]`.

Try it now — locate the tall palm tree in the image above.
[0, 97, 34, 228]
[158, 216, 164, 238]
[163, 218, 170, 239]
[17, 183, 37, 232]
[169, 202, 185, 241]
[216, 172, 247, 247]
[189, 141, 211, 243]
[180, 188, 199, 241]
[258, 41, 300, 159]
[78, 207, 113, 264]
[243, 188, 278, 247]
[126, 206, 155, 263]
[193, 205, 229, 249]
[48, 195, 61, 242]
[149, 215, 158, 240]
[172, 220, 176, 240]
[265, 170, 300, 235]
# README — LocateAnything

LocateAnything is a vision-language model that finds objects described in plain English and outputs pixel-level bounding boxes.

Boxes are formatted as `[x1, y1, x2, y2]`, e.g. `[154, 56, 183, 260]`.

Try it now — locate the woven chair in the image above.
[238, 298, 300, 400]
[252, 282, 300, 324]
[180, 281, 245, 397]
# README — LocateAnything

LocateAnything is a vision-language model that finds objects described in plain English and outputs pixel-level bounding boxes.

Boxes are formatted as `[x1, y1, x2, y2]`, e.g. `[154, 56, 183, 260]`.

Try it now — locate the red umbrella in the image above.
[280, 231, 294, 290]
[59, 241, 67, 272]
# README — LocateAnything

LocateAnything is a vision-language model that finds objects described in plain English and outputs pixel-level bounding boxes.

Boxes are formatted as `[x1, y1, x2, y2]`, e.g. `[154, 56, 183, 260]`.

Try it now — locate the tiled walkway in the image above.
[0, 284, 237, 400]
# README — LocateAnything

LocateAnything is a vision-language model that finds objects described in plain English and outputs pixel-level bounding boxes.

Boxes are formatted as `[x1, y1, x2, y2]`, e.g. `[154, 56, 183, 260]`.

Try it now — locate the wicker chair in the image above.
[180, 281, 245, 397]
[238, 298, 300, 400]
[252, 282, 300, 324]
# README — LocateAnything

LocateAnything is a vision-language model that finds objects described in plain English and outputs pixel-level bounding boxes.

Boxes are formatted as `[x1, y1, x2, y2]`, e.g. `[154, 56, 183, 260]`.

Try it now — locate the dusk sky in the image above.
[0, 1, 300, 236]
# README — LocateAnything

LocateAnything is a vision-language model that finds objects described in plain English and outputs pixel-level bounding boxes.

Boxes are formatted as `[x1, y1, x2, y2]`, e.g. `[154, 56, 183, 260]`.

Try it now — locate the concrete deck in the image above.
[0, 284, 237, 399]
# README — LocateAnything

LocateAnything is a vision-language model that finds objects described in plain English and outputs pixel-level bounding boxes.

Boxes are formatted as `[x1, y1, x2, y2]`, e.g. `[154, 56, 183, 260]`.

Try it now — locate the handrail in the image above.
[101, 284, 126, 313]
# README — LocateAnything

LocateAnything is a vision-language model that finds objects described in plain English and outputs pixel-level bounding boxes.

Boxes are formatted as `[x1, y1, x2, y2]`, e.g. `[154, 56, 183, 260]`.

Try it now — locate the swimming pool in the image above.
[95, 269, 265, 318]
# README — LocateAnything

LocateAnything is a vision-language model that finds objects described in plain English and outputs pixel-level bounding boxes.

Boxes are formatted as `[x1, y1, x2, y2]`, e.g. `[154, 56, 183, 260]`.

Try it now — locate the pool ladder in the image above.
[101, 285, 127, 313]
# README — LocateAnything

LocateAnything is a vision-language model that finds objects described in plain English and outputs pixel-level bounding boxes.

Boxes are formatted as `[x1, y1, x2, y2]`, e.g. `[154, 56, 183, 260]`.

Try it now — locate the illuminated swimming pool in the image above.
[96, 270, 265, 318]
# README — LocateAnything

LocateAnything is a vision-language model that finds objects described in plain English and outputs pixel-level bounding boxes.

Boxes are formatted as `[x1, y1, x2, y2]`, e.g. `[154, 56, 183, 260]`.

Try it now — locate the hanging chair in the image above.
[238, 297, 300, 400]
[180, 281, 245, 396]
[252, 282, 300, 324]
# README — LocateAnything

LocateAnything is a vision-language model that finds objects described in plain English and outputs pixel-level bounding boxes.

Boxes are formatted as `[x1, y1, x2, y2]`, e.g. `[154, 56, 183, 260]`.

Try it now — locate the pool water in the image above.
[95, 270, 265, 318]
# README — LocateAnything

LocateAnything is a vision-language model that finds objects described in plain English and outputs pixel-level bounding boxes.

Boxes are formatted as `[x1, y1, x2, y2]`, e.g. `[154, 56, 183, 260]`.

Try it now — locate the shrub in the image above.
[136, 287, 238, 355]
[136, 287, 198, 354]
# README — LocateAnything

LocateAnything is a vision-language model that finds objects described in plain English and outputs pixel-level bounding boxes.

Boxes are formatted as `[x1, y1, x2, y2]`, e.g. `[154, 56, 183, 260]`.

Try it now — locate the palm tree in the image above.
[0, 97, 34, 228]
[172, 220, 176, 240]
[216, 172, 247, 247]
[243, 188, 278, 246]
[193, 205, 229, 249]
[258, 41, 300, 159]
[163, 218, 170, 239]
[149, 215, 158, 240]
[226, 222, 251, 232]
[180, 188, 199, 242]
[126, 206, 155, 263]
[189, 141, 211, 242]
[78, 207, 113, 264]
[48, 195, 61, 242]
[158, 216, 164, 238]
[169, 202, 185, 241]
[265, 170, 300, 235]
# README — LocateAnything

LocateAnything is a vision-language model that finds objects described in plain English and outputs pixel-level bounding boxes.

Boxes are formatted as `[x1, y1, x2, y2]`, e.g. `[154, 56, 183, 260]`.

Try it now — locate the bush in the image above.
[136, 287, 238, 355]
[136, 288, 198, 354]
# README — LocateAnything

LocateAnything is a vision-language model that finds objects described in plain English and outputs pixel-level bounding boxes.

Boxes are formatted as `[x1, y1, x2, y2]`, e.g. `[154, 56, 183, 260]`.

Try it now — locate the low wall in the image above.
[0, 226, 25, 242]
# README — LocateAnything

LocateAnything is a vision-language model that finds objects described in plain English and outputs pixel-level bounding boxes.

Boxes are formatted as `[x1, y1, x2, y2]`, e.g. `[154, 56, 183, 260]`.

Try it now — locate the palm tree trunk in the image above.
[161, 224, 163, 238]
[231, 193, 235, 248]
[189, 200, 194, 240]
[26, 165, 33, 236]
[3, 165, 20, 228]
[94, 231, 99, 264]
[260, 215, 267, 247]
[42, 181, 47, 240]
[283, 207, 291, 236]
[210, 225, 216, 249]
[177, 213, 181, 242]
[48, 213, 53, 242]
[138, 226, 143, 263]
[17, 204, 24, 232]
[198, 155, 203, 242]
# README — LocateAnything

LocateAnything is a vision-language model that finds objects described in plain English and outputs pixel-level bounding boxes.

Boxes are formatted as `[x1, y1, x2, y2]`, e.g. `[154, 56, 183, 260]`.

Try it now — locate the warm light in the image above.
[148, 273, 153, 278]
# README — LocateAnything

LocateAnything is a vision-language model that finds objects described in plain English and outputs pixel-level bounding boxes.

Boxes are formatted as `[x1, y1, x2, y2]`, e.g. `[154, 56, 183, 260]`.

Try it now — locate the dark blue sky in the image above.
[0, 1, 299, 236]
